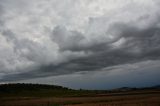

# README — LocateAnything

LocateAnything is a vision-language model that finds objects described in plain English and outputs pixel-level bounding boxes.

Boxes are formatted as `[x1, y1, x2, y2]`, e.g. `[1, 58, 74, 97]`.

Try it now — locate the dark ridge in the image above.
[0, 83, 74, 97]
[0, 83, 70, 91]
[0, 83, 160, 98]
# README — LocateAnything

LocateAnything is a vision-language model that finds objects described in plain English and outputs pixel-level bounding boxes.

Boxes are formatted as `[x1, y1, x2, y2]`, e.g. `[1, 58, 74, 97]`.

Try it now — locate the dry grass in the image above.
[0, 90, 160, 106]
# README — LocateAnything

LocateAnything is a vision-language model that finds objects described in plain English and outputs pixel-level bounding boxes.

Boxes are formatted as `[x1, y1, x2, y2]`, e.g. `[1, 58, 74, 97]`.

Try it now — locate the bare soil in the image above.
[0, 90, 160, 106]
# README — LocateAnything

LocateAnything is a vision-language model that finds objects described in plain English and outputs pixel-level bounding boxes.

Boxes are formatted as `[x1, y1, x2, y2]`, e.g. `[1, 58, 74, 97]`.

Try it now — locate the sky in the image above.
[0, 0, 160, 89]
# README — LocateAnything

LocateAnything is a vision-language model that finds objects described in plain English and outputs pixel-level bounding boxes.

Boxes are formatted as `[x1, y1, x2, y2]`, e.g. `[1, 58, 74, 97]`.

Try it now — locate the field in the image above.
[0, 84, 160, 106]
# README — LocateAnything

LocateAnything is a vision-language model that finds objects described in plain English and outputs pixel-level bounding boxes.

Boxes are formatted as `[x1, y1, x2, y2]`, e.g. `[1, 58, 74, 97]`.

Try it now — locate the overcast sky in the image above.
[0, 0, 160, 89]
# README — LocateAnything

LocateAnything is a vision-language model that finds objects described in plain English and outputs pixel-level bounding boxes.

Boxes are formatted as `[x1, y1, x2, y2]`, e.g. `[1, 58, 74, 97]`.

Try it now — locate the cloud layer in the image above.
[16, 60, 160, 89]
[0, 0, 160, 82]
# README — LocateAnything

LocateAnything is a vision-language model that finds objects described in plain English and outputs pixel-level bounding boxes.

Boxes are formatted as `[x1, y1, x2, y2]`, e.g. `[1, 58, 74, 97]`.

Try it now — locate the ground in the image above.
[0, 89, 160, 106]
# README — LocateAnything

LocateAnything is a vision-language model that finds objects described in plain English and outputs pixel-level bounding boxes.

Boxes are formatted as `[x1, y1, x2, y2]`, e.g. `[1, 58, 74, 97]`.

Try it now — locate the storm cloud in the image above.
[0, 0, 160, 83]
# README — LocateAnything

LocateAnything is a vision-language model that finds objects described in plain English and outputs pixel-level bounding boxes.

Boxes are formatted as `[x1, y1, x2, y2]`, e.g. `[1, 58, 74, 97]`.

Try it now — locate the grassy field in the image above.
[0, 84, 160, 106]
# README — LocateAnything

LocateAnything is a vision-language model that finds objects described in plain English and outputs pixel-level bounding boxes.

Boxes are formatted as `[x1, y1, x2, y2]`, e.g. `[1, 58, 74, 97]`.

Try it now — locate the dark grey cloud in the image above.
[10, 60, 160, 89]
[2, 25, 160, 81]
[0, 0, 160, 82]
[52, 26, 85, 51]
